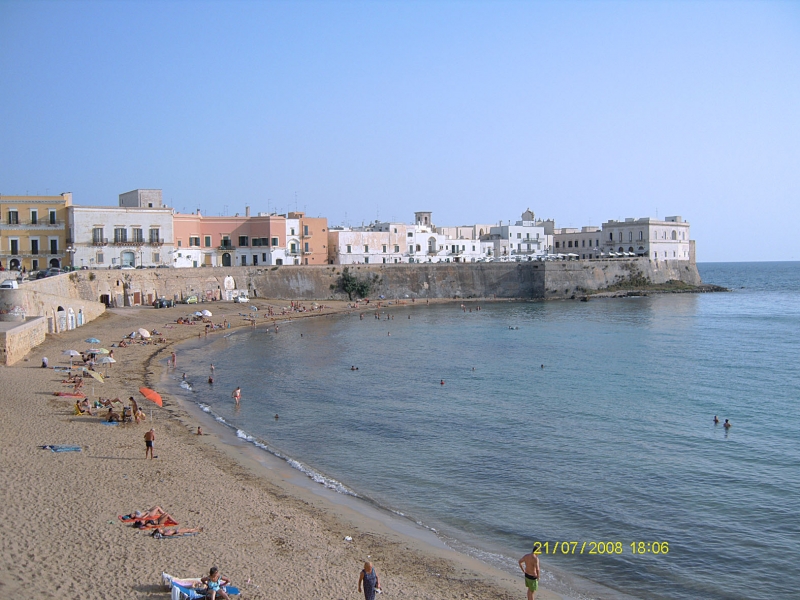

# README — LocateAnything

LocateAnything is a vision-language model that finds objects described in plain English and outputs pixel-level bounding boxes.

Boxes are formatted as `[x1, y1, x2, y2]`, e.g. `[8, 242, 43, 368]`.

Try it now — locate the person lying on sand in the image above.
[106, 408, 121, 423]
[152, 526, 203, 538]
[121, 506, 168, 521]
[97, 397, 122, 407]
[134, 513, 176, 528]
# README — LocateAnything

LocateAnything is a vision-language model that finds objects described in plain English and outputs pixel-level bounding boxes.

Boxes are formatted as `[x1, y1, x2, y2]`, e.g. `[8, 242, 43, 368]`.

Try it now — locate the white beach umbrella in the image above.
[138, 328, 151, 338]
[97, 356, 116, 365]
[62, 349, 81, 367]
[201, 309, 212, 317]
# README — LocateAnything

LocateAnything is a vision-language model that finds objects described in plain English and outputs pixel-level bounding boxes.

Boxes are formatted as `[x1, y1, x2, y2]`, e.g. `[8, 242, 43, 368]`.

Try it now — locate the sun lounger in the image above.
[39, 445, 82, 452]
[162, 574, 239, 600]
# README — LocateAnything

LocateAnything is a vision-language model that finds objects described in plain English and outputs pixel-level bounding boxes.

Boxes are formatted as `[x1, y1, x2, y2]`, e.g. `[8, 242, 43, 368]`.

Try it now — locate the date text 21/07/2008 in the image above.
[532, 541, 670, 555]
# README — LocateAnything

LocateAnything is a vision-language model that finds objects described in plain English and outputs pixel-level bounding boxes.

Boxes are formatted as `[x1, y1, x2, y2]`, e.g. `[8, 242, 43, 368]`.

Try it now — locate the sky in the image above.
[1, 1, 798, 262]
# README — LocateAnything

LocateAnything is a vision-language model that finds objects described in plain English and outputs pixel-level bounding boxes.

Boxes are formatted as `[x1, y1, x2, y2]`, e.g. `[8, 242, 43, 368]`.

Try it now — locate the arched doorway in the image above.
[56, 306, 67, 332]
[10, 258, 20, 269]
[427, 237, 437, 254]
[49, 258, 60, 268]
[121, 251, 135, 267]
[222, 253, 232, 267]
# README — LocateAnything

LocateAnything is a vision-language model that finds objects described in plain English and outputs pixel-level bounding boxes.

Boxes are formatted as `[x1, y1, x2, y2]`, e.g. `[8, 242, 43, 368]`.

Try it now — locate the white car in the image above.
[120, 265, 135, 270]
[233, 293, 250, 303]
[0, 279, 19, 289]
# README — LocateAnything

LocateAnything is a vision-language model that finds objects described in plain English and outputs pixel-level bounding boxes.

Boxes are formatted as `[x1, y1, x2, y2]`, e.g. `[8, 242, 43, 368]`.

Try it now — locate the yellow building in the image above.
[0, 193, 72, 272]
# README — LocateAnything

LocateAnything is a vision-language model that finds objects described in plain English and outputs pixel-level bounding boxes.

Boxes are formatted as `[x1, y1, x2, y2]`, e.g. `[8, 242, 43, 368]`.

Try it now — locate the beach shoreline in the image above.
[0, 298, 567, 600]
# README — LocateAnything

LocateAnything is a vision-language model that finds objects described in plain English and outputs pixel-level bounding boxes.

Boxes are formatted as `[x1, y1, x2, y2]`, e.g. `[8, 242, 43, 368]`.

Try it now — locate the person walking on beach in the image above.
[358, 561, 381, 600]
[232, 386, 241, 405]
[170, 351, 177, 368]
[519, 548, 540, 600]
[144, 428, 155, 459]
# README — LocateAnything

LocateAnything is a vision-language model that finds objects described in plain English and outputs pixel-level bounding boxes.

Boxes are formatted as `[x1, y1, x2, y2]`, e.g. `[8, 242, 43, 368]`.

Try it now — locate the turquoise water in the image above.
[170, 262, 800, 600]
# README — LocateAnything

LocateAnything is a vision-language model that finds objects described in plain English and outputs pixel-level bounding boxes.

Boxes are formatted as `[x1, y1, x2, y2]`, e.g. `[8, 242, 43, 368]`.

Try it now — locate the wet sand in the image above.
[0, 299, 562, 599]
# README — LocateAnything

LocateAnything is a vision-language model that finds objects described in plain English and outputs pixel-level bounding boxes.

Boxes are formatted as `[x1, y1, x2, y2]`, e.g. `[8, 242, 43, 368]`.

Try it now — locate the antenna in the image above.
[294, 192, 298, 212]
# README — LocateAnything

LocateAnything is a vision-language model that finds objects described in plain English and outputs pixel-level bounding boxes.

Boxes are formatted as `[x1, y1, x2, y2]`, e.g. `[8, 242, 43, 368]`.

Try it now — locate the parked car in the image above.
[0, 279, 19, 289]
[120, 264, 135, 270]
[233, 292, 250, 303]
[184, 295, 199, 304]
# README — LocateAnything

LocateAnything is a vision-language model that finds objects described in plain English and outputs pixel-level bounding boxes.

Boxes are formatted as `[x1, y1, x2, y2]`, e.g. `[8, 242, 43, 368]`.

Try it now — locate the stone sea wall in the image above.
[55, 258, 701, 304]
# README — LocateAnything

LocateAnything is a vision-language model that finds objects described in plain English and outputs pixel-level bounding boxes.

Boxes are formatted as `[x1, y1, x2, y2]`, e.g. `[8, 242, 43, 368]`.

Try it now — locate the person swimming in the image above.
[724, 419, 731, 429]
[714, 415, 720, 424]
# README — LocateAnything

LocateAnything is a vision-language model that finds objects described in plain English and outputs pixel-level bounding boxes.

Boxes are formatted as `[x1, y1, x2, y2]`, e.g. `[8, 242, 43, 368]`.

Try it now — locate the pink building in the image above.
[172, 207, 329, 267]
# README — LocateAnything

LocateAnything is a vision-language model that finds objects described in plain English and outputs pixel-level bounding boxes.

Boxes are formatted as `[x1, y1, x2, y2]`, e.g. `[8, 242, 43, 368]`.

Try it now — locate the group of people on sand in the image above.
[713, 415, 732, 429]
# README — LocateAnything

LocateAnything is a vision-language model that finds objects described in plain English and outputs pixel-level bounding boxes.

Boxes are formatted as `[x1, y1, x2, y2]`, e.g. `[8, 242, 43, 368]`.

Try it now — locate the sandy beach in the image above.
[0, 299, 561, 600]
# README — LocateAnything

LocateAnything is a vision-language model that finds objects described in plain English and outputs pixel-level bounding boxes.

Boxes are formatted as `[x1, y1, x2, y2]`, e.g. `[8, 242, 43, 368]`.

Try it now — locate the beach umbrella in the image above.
[194, 311, 203, 317]
[201, 309, 212, 317]
[96, 356, 116, 375]
[138, 328, 151, 338]
[96, 348, 110, 354]
[85, 337, 100, 344]
[139, 386, 163, 421]
[62, 349, 81, 367]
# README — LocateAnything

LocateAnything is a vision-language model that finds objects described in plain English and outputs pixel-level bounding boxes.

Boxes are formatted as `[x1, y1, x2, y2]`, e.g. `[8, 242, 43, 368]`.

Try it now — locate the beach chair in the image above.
[162, 573, 239, 600]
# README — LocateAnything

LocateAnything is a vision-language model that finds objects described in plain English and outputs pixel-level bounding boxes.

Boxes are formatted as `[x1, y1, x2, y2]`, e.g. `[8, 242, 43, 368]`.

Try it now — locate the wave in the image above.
[196, 403, 358, 496]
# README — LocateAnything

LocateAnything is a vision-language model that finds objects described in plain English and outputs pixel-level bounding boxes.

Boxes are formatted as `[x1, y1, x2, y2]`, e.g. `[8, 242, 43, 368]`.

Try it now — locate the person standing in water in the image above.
[358, 561, 381, 600]
[232, 386, 241, 405]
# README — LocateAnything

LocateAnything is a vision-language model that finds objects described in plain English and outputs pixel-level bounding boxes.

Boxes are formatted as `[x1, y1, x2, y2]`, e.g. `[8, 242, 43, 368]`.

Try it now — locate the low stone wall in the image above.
[60, 258, 700, 303]
[0, 317, 47, 365]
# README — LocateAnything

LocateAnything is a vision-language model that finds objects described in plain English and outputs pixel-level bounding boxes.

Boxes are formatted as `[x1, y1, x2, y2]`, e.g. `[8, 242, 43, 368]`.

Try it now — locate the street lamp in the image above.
[66, 246, 76, 269]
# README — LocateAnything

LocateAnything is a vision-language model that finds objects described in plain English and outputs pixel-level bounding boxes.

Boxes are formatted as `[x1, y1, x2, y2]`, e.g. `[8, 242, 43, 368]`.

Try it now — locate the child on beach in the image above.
[201, 567, 231, 600]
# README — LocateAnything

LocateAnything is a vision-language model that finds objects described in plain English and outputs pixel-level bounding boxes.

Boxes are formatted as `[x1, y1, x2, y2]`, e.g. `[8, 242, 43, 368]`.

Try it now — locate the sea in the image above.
[165, 261, 800, 600]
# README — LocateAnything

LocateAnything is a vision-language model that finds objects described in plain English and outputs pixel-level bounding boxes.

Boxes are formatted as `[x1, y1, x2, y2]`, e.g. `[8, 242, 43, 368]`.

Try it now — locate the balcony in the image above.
[112, 240, 145, 246]
[92, 238, 109, 246]
[217, 245, 235, 251]
[0, 220, 64, 230]
[148, 238, 165, 246]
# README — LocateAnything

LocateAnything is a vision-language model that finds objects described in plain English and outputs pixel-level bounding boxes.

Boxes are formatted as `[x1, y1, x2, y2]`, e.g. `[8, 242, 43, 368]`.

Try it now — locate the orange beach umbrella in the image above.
[139, 387, 163, 407]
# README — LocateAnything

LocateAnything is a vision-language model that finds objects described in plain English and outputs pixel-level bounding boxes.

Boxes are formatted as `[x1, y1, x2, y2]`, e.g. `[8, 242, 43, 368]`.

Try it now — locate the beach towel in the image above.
[39, 445, 81, 452]
[119, 514, 179, 528]
[172, 582, 240, 599]
[153, 530, 200, 539]
[54, 392, 86, 398]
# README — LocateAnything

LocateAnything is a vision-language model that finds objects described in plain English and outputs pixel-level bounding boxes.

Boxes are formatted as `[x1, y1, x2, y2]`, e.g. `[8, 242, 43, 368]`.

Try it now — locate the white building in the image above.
[67, 189, 174, 269]
[488, 209, 551, 260]
[601, 216, 691, 260]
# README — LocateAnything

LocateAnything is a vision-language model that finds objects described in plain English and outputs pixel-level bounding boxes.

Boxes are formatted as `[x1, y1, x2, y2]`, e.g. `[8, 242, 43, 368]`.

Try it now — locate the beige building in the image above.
[0, 192, 72, 272]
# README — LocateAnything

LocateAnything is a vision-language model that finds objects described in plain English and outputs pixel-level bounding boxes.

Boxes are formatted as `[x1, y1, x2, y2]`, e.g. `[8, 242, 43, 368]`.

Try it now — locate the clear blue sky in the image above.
[1, 1, 798, 261]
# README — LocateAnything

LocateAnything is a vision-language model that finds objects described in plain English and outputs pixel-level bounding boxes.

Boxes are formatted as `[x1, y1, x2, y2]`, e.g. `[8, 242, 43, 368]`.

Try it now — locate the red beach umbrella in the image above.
[139, 387, 163, 407]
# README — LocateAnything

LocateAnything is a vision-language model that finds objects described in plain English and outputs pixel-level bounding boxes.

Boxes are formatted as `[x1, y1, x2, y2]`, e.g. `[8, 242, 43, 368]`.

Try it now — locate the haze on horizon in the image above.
[1, 0, 798, 262]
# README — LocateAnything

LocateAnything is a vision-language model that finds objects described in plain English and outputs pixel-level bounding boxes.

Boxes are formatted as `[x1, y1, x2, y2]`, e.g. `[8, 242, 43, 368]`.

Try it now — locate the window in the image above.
[241, 256, 247, 266]
[290, 242, 297, 253]
[304, 242, 309, 252]
[49, 209, 57, 225]
[568, 241, 572, 248]
[290, 228, 295, 235]
[407, 232, 413, 237]
[555, 241, 560, 249]
[32, 259, 39, 270]
[92, 228, 104, 244]
[114, 228, 127, 243]
[364, 257, 369, 264]
[149, 228, 160, 243]
[50, 239, 58, 253]
[253, 255, 258, 265]
[609, 232, 613, 240]
[7, 210, 18, 225]
[393, 228, 398, 234]
[638, 231, 643, 240]
[10, 239, 19, 254]
[131, 228, 144, 243]
[31, 239, 39, 255]
[517, 232, 521, 239]
[394, 245, 399, 253]
[96, 253, 104, 264]
[382, 245, 387, 253]
[204, 235, 212, 247]
[582, 240, 585, 247]
[153, 253, 160, 263]
[30, 210, 38, 224]
[628, 231, 633, 242]
[271, 237, 279, 247]
[364, 245, 369, 253]
[303, 225, 309, 236]
[260, 238, 269, 247]
[239, 236, 249, 247]
[189, 236, 200, 247]
[252, 238, 261, 247]
[221, 237, 232, 248]
[346, 245, 352, 253]
[177, 240, 182, 247]
[262, 253, 267, 262]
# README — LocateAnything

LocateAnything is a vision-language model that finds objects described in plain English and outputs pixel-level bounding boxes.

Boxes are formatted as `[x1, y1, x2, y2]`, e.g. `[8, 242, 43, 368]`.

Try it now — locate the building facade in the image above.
[553, 226, 603, 258]
[67, 189, 174, 269]
[601, 216, 691, 260]
[0, 192, 71, 272]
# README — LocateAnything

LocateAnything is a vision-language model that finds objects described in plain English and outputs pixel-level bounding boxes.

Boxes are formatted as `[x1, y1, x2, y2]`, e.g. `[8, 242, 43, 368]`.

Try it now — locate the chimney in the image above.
[245, 206, 251, 217]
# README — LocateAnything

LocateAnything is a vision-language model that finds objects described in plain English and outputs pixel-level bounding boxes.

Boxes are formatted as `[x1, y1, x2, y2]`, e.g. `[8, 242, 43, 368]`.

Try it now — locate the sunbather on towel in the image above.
[201, 567, 231, 600]
[121, 505, 168, 521]
[152, 526, 203, 538]
[135, 512, 176, 528]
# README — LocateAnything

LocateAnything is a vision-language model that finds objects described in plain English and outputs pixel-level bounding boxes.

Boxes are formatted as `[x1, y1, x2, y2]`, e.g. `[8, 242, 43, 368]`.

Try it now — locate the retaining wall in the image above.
[0, 317, 47, 364]
[60, 258, 700, 304]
